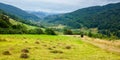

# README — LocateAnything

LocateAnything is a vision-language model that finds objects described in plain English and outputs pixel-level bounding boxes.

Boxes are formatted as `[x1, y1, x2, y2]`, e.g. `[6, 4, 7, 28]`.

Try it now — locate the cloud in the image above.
[0, 0, 120, 13]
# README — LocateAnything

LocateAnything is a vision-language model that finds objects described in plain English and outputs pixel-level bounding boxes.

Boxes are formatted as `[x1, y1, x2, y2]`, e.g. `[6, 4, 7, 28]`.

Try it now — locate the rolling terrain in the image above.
[0, 1, 120, 60]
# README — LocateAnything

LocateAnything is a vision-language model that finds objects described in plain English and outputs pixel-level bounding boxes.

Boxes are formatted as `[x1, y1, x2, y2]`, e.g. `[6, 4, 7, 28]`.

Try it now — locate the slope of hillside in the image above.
[0, 9, 44, 34]
[44, 2, 120, 38]
[44, 3, 120, 28]
[0, 3, 40, 21]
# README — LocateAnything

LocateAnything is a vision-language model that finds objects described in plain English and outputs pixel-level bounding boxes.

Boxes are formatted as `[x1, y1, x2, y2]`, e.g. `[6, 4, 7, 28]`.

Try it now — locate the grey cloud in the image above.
[0, 0, 120, 13]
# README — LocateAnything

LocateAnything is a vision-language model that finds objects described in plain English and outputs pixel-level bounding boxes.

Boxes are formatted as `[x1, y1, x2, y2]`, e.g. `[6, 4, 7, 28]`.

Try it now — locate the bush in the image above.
[29, 28, 44, 34]
[45, 28, 56, 35]
[63, 29, 73, 35]
[88, 31, 92, 37]
[0, 20, 10, 28]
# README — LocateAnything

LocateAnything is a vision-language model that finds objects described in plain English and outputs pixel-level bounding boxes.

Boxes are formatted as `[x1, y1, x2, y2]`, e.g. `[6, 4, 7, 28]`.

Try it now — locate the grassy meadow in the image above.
[0, 35, 120, 60]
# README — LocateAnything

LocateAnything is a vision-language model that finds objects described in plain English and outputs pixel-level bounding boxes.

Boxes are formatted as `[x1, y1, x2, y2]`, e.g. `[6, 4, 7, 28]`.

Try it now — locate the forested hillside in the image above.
[91, 8, 120, 38]
[44, 2, 120, 38]
[0, 9, 44, 34]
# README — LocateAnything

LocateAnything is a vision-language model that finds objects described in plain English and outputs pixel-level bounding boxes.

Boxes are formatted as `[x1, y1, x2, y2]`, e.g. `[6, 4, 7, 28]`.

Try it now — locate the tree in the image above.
[88, 31, 92, 37]
[63, 29, 73, 35]
[0, 20, 9, 28]
[29, 28, 44, 34]
[45, 28, 56, 35]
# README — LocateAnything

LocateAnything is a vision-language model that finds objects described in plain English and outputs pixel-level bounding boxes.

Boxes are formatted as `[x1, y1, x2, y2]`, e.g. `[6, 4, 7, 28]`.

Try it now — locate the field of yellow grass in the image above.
[0, 35, 120, 60]
[71, 35, 120, 54]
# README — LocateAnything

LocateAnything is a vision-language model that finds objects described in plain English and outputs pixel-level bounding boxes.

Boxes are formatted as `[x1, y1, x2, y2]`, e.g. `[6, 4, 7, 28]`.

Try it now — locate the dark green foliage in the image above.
[29, 28, 44, 34]
[63, 29, 73, 35]
[0, 10, 44, 34]
[0, 9, 41, 28]
[0, 14, 11, 28]
[88, 31, 92, 37]
[0, 20, 9, 28]
[45, 28, 56, 35]
[12, 24, 25, 29]
[44, 2, 120, 38]
[44, 3, 120, 29]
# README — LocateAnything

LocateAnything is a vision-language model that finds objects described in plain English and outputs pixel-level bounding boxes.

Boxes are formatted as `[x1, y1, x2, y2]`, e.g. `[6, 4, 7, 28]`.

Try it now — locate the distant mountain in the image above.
[28, 11, 57, 18]
[44, 2, 120, 38]
[0, 3, 40, 21]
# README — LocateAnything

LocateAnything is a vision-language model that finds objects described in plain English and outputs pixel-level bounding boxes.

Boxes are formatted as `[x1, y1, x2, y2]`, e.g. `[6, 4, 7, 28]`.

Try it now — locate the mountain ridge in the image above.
[43, 2, 120, 38]
[0, 3, 40, 21]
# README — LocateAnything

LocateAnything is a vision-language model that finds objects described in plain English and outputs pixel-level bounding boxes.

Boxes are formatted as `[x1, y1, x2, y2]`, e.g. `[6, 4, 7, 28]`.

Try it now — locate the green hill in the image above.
[0, 9, 44, 34]
[44, 2, 120, 38]
[0, 3, 40, 21]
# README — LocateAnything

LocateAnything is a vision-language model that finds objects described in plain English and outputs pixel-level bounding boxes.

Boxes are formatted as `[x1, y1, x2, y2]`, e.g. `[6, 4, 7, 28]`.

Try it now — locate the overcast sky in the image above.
[0, 0, 120, 13]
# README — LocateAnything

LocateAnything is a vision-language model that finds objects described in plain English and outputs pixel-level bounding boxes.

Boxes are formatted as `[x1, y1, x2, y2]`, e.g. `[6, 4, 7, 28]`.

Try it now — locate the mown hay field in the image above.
[0, 35, 120, 60]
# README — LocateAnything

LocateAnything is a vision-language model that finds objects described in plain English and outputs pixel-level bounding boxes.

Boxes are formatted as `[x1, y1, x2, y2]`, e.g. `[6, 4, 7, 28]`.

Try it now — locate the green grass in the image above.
[9, 19, 38, 30]
[0, 35, 120, 60]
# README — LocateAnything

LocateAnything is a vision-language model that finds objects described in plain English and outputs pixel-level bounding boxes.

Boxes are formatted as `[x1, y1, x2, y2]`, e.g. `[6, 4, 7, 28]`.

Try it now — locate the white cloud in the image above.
[0, 0, 120, 13]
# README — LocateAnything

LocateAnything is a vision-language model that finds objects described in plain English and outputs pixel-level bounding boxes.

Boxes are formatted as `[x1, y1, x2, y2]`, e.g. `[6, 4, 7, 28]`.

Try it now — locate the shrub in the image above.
[45, 28, 56, 35]
[29, 28, 44, 34]
[88, 31, 92, 37]
[0, 19, 10, 28]
[63, 29, 73, 35]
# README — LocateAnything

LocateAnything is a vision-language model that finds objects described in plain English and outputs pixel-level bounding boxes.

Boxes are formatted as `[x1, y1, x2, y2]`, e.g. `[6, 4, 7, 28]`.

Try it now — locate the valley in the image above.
[0, 1, 120, 60]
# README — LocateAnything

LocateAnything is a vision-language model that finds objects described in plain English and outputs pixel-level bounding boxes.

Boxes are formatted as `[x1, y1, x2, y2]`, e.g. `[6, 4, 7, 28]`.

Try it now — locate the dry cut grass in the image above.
[0, 35, 120, 60]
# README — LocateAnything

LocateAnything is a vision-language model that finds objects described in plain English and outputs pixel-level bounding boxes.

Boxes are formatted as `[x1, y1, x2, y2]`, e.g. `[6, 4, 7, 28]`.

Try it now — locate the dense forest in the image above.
[88, 8, 120, 38]
[44, 3, 120, 38]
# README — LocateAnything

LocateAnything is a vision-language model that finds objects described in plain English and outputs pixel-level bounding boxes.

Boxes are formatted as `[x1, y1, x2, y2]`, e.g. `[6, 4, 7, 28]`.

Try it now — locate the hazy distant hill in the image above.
[0, 3, 40, 21]
[29, 11, 57, 18]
